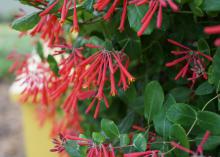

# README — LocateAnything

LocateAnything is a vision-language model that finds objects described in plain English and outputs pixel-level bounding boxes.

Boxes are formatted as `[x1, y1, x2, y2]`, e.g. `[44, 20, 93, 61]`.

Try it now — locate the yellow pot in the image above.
[10, 95, 57, 157]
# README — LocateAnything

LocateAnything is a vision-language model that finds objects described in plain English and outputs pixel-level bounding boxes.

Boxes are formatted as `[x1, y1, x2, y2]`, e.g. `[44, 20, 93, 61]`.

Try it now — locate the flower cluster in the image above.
[9, 53, 52, 105]
[8, 51, 83, 137]
[51, 44, 135, 118]
[166, 39, 212, 87]
[94, 0, 179, 35]
[204, 25, 220, 46]
[30, 14, 64, 47]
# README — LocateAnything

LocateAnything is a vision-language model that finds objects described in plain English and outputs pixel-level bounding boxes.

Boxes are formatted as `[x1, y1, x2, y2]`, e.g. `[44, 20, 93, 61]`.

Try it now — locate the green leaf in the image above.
[197, 38, 210, 55]
[153, 95, 176, 137]
[190, 4, 204, 17]
[166, 103, 197, 127]
[133, 133, 147, 152]
[202, 0, 220, 11]
[120, 134, 130, 147]
[47, 55, 59, 76]
[170, 124, 189, 157]
[12, 12, 40, 31]
[118, 112, 135, 133]
[36, 42, 45, 60]
[195, 81, 214, 95]
[196, 134, 220, 150]
[119, 36, 141, 59]
[119, 84, 137, 105]
[64, 140, 82, 157]
[101, 119, 120, 139]
[170, 87, 192, 102]
[144, 81, 164, 121]
[212, 48, 220, 86]
[92, 132, 106, 144]
[197, 111, 220, 135]
[193, 0, 203, 6]
[127, 5, 155, 35]
[83, 0, 95, 11]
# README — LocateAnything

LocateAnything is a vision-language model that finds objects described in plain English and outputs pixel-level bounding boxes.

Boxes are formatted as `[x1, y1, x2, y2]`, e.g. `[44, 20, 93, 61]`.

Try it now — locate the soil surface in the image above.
[0, 83, 25, 157]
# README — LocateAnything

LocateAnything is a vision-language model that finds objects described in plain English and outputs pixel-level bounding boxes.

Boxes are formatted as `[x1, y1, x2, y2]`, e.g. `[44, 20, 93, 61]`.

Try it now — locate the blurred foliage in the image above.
[0, 24, 32, 79]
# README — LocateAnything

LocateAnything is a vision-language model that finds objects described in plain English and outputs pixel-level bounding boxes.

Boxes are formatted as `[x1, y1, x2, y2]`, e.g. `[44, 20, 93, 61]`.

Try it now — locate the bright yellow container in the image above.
[11, 95, 57, 157]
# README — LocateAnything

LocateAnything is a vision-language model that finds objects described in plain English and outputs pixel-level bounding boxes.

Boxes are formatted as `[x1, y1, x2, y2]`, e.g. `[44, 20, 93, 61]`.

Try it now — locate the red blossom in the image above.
[204, 25, 220, 46]
[124, 150, 159, 157]
[94, 0, 128, 32]
[166, 39, 213, 87]
[30, 14, 64, 47]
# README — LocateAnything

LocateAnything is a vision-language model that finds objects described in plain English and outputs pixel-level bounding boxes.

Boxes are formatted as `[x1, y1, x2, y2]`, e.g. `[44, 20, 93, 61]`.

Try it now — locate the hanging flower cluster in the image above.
[94, 0, 179, 35]
[8, 51, 83, 137]
[9, 53, 52, 105]
[51, 44, 135, 119]
[165, 39, 213, 87]
[204, 25, 220, 46]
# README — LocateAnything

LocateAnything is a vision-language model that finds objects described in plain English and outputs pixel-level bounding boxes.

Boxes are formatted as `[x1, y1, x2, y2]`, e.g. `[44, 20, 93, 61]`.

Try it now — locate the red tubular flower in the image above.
[132, 125, 145, 132]
[71, 0, 79, 33]
[134, 0, 178, 36]
[171, 131, 210, 156]
[94, 0, 128, 32]
[39, 0, 79, 33]
[204, 25, 220, 46]
[30, 14, 64, 47]
[166, 39, 213, 87]
[39, 0, 59, 17]
[123, 150, 159, 157]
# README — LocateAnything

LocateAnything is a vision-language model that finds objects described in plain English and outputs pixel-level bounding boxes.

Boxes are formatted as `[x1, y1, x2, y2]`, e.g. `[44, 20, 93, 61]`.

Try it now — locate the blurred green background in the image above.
[0, 0, 35, 79]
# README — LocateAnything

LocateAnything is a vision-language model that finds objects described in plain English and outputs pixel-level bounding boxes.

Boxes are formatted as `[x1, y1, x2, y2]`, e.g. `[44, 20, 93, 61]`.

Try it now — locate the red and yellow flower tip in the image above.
[166, 39, 212, 88]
